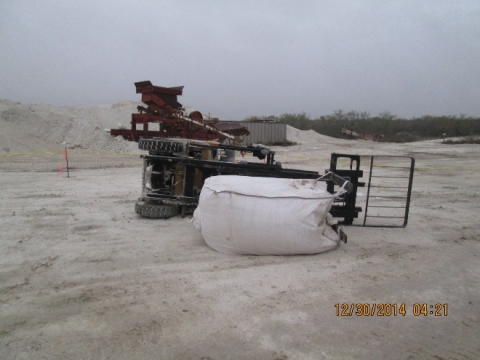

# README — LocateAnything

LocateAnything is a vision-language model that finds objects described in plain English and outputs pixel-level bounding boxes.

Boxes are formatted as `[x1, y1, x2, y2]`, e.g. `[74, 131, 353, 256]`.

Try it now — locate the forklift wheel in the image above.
[135, 201, 180, 219]
[138, 138, 185, 153]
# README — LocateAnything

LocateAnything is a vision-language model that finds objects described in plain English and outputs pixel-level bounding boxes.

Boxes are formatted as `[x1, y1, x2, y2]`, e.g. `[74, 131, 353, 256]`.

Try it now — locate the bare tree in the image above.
[378, 111, 397, 120]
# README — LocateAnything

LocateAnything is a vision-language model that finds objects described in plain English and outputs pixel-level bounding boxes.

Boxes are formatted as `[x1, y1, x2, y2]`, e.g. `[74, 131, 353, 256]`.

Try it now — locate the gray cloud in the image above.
[1, 0, 479, 119]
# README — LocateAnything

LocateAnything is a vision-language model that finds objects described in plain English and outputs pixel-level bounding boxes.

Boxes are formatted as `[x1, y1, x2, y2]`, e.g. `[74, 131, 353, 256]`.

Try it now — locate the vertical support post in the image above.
[326, 153, 337, 194]
[363, 156, 374, 226]
[130, 114, 136, 141]
[65, 147, 70, 178]
[184, 165, 195, 197]
[402, 158, 415, 227]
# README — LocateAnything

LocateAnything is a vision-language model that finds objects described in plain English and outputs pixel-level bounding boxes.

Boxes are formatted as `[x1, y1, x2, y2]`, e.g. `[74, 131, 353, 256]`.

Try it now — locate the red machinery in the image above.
[110, 81, 249, 142]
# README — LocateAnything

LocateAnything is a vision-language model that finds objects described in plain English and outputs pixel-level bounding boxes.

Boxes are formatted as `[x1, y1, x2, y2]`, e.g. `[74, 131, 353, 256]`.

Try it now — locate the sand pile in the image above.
[284, 124, 410, 158]
[3, 100, 457, 157]
[286, 125, 352, 145]
[1, 100, 347, 155]
[0, 99, 142, 154]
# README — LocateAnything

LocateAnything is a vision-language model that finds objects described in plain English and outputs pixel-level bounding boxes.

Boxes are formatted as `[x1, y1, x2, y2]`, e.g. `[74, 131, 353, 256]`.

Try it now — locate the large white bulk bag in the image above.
[193, 175, 346, 255]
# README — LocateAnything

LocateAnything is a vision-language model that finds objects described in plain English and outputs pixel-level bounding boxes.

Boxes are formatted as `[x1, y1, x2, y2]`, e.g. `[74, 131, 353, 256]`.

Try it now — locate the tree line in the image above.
[244, 110, 480, 142]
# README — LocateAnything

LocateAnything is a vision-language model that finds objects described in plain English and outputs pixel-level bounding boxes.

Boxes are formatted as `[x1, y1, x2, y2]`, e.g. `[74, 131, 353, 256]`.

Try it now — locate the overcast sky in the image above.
[1, 0, 479, 119]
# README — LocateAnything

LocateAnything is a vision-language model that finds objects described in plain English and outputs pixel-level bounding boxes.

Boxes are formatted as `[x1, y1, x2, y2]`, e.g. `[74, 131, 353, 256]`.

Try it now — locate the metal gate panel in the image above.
[362, 156, 415, 227]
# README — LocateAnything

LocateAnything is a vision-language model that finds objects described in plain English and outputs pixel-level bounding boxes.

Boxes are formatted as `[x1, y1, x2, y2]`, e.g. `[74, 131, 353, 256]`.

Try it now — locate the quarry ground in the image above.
[1, 137, 480, 360]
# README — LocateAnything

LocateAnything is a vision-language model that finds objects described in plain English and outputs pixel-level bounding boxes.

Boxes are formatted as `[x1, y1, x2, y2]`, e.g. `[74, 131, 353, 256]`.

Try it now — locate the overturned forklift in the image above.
[137, 138, 360, 221]
[111, 81, 415, 231]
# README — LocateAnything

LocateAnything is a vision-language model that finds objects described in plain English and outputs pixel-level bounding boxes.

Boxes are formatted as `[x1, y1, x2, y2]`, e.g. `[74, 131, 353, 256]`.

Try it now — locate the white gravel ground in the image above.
[1, 103, 479, 359]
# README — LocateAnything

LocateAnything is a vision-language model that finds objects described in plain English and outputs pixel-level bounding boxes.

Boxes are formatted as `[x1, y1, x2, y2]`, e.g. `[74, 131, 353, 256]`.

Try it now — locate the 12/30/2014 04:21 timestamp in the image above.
[334, 303, 448, 316]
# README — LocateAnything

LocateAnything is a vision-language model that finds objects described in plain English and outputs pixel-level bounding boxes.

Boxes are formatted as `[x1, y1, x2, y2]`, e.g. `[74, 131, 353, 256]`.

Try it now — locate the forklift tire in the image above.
[138, 138, 185, 153]
[135, 201, 180, 219]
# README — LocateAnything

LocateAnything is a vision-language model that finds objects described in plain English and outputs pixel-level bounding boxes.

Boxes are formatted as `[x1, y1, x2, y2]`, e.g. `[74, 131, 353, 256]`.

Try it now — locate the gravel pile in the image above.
[0, 99, 142, 154]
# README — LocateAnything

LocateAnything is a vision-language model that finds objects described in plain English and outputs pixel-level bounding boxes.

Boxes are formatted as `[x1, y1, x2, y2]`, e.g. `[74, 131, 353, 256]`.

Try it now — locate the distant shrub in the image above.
[245, 110, 480, 143]
[444, 137, 480, 144]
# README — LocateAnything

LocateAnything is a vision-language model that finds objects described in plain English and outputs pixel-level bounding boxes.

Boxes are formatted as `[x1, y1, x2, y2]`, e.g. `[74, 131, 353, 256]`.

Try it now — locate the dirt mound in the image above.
[286, 125, 352, 145]
[0, 100, 142, 154]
